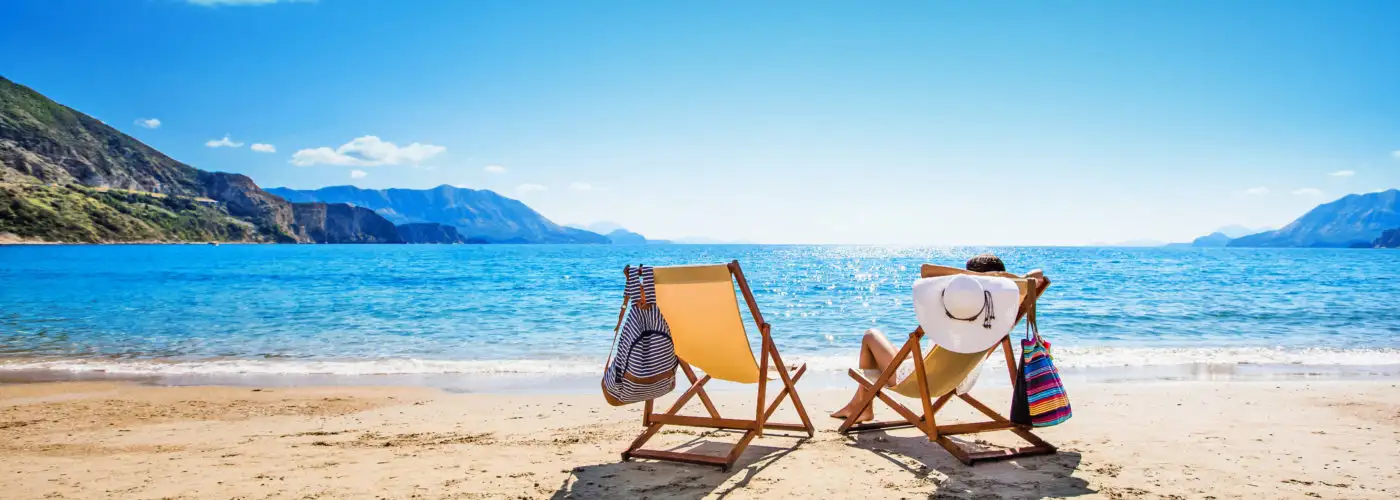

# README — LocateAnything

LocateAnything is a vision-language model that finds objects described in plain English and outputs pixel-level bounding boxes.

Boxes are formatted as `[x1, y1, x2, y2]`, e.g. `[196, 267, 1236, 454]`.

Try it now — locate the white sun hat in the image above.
[911, 274, 1021, 353]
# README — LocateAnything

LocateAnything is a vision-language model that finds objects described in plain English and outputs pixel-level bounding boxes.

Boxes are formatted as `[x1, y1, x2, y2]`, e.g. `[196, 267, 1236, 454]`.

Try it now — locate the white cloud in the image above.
[205, 135, 244, 148]
[516, 183, 548, 194]
[250, 143, 276, 153]
[290, 136, 445, 167]
[350, 170, 368, 179]
[1292, 188, 1322, 196]
[135, 118, 161, 129]
[483, 165, 507, 174]
[568, 182, 594, 192]
[1243, 187, 1270, 196]
[1392, 150, 1400, 159]
[1328, 170, 1355, 178]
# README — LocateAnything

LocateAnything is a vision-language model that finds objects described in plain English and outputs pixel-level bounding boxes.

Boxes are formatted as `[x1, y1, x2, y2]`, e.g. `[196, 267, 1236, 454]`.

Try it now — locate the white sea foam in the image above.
[3, 346, 1399, 377]
[0, 358, 606, 376]
[793, 346, 1400, 372]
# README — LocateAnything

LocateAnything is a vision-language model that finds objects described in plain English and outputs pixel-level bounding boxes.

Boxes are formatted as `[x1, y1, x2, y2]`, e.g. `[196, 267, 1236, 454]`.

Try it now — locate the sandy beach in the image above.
[1, 379, 1396, 499]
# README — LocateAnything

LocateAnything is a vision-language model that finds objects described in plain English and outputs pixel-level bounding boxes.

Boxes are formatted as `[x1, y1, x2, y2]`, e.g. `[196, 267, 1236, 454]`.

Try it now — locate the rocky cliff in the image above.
[396, 222, 466, 244]
[0, 75, 405, 244]
[291, 203, 403, 244]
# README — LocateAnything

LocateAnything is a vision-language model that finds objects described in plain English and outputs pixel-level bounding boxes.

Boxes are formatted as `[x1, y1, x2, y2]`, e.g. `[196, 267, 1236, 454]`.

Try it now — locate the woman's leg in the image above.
[832, 329, 899, 421]
[857, 328, 898, 373]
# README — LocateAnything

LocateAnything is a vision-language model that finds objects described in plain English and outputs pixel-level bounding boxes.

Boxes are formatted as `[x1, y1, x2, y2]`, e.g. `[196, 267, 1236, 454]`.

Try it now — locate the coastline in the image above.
[1, 379, 1396, 498]
[3, 361, 1400, 394]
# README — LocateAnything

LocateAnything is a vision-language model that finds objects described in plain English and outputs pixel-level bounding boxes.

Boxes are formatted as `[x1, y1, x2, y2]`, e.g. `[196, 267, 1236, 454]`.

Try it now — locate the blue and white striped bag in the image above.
[602, 265, 678, 406]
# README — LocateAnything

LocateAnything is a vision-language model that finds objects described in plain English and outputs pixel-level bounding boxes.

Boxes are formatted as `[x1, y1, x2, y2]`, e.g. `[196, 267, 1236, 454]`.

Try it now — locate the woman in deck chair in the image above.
[831, 254, 1050, 422]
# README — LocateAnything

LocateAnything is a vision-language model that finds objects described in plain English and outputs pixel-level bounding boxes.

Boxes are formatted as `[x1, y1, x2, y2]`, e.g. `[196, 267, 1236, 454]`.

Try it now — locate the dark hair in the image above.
[965, 253, 1006, 273]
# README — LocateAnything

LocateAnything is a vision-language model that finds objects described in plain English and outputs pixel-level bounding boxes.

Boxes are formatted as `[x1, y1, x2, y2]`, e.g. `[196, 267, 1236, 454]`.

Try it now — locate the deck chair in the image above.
[836, 264, 1057, 465]
[621, 260, 815, 471]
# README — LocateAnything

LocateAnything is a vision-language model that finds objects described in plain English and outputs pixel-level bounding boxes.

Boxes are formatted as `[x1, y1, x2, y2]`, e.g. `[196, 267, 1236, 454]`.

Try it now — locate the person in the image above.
[830, 254, 1050, 422]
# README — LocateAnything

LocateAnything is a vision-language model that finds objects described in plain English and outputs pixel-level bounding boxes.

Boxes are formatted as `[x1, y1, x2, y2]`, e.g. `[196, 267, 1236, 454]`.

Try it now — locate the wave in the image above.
[3, 346, 1400, 377]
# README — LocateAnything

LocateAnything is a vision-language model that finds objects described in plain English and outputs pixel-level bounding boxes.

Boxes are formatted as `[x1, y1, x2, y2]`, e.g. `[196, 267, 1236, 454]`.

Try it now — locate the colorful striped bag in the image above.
[1011, 300, 1072, 427]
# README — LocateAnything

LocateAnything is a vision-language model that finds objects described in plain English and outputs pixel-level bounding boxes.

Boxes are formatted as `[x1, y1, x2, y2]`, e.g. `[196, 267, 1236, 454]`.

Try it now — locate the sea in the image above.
[2, 244, 1399, 391]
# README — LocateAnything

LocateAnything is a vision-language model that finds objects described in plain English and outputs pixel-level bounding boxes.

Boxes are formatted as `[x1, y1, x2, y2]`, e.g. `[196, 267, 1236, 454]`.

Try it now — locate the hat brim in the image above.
[911, 275, 1022, 353]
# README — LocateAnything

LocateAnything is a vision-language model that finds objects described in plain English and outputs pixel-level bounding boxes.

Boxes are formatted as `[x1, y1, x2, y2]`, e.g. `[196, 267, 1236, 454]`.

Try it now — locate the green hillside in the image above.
[0, 182, 263, 243]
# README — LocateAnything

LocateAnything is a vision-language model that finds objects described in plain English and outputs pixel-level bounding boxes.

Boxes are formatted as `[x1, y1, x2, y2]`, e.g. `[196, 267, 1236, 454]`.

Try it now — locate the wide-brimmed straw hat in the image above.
[911, 274, 1021, 353]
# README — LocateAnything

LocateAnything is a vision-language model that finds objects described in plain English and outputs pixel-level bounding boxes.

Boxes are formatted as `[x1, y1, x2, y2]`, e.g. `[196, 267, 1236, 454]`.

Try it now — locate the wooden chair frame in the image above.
[836, 277, 1056, 465]
[622, 261, 816, 471]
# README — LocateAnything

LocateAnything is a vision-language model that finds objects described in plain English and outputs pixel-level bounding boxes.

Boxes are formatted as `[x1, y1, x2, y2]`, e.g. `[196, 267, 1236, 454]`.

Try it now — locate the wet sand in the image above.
[1, 380, 1397, 499]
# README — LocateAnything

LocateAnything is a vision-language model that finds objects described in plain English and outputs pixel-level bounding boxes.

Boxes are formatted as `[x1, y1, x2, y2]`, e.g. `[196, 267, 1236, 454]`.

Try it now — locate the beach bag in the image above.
[601, 265, 678, 406]
[1011, 300, 1072, 427]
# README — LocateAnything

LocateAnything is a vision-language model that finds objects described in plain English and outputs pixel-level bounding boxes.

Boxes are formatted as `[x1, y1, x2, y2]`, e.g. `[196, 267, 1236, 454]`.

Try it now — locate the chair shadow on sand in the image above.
[551, 429, 807, 499]
[844, 430, 1093, 498]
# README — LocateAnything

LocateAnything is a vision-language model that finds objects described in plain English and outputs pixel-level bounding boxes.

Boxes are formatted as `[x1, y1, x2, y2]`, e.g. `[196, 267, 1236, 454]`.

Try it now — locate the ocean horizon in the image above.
[3, 244, 1399, 386]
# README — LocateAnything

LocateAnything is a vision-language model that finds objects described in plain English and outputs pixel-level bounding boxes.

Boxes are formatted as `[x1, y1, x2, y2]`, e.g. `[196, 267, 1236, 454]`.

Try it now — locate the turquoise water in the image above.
[2, 245, 1399, 378]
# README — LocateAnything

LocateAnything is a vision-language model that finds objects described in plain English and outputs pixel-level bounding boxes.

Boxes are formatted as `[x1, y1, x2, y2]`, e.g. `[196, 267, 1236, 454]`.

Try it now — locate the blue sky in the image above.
[3, 0, 1398, 244]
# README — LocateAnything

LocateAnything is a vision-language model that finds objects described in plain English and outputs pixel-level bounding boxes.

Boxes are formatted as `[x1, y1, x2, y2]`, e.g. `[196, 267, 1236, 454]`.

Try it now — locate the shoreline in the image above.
[1, 379, 1396, 498]
[3, 361, 1399, 394]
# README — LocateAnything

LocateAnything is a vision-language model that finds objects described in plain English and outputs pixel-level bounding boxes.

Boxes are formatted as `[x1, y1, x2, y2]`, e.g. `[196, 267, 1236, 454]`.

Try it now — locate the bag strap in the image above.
[1024, 292, 1040, 342]
[613, 265, 634, 334]
[636, 264, 651, 309]
[604, 266, 635, 373]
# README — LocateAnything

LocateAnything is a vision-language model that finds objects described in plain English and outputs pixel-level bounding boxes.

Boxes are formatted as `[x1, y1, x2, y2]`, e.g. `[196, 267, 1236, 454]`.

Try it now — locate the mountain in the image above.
[266, 185, 608, 244]
[1189, 232, 1233, 247]
[396, 222, 466, 244]
[1372, 228, 1400, 249]
[1229, 190, 1400, 247]
[572, 221, 626, 234]
[0, 75, 402, 244]
[567, 222, 670, 244]
[1166, 225, 1275, 247]
[605, 228, 648, 245]
[1214, 225, 1270, 239]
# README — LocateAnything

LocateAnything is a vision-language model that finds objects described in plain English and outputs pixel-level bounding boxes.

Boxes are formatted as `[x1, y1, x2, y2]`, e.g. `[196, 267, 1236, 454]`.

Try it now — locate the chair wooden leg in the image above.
[680, 362, 721, 419]
[923, 393, 1056, 465]
[624, 373, 713, 459]
[763, 338, 814, 435]
[625, 361, 811, 470]
[840, 378, 1057, 465]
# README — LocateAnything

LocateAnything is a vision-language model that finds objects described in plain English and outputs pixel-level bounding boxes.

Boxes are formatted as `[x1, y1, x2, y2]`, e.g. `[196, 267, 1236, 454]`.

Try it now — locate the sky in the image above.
[3, 0, 1398, 245]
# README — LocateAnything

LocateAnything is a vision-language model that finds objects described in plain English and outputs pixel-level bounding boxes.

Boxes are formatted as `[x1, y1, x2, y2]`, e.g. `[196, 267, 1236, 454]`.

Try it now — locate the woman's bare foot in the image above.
[829, 405, 875, 423]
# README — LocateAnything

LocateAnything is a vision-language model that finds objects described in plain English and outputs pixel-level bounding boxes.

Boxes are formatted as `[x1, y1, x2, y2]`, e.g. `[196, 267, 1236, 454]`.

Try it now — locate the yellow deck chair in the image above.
[836, 264, 1057, 465]
[622, 261, 815, 471]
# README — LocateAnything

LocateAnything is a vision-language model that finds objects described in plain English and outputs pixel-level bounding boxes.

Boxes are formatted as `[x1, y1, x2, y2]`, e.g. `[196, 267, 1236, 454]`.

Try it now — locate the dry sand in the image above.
[1, 379, 1397, 499]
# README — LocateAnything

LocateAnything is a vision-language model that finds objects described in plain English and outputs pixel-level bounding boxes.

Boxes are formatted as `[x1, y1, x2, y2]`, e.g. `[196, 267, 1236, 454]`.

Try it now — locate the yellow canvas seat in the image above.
[622, 261, 814, 471]
[837, 265, 1057, 465]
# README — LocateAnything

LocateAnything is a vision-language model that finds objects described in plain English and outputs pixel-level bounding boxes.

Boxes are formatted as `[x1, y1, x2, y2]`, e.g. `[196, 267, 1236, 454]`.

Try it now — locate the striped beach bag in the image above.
[1011, 301, 1072, 427]
[601, 265, 678, 406]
